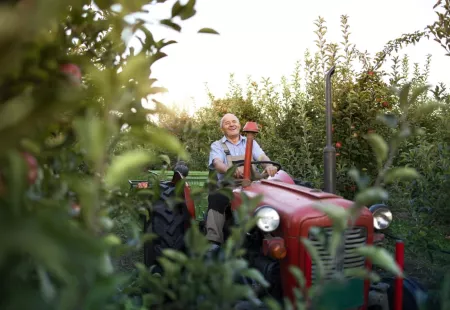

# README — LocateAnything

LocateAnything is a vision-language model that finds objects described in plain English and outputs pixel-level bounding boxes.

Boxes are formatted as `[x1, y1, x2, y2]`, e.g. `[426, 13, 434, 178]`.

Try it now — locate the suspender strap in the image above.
[221, 142, 231, 156]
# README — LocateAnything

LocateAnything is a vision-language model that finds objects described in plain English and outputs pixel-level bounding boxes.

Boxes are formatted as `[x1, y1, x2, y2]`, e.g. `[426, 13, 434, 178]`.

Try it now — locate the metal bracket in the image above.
[368, 282, 390, 310]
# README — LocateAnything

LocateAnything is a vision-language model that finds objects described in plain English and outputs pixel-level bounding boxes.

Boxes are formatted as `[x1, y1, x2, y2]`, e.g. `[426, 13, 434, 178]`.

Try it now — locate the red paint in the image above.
[242, 122, 259, 184]
[229, 180, 374, 304]
[243, 132, 254, 183]
[184, 183, 196, 220]
[242, 121, 259, 133]
[268, 170, 295, 184]
[395, 241, 405, 310]
[305, 251, 312, 288]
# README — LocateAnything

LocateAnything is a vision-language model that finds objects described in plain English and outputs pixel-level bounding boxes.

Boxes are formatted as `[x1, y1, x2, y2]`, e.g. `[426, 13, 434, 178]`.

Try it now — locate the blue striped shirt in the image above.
[208, 135, 266, 180]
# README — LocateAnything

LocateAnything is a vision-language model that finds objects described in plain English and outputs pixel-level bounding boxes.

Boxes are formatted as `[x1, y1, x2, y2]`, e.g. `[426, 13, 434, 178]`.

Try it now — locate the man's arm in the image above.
[212, 158, 229, 174]
[208, 141, 227, 173]
[253, 140, 278, 176]
[252, 140, 273, 167]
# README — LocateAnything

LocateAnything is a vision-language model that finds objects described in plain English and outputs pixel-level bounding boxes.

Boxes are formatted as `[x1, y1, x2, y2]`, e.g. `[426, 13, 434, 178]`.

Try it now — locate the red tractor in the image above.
[130, 68, 427, 310]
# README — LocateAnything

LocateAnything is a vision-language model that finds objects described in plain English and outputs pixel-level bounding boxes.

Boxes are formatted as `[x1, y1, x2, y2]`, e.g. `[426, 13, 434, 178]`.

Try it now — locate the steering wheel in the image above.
[234, 161, 283, 180]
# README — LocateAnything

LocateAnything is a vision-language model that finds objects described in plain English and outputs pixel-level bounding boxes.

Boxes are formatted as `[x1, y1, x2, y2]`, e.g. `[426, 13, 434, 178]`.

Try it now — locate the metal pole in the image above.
[323, 66, 336, 194]
[395, 240, 404, 310]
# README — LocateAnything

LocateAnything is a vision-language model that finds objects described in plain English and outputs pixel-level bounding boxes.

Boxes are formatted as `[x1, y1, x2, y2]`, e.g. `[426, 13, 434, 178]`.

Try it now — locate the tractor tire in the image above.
[143, 183, 188, 273]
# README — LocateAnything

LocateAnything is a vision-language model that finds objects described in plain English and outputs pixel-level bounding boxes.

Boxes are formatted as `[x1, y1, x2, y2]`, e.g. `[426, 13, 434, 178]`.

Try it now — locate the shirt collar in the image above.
[221, 135, 245, 144]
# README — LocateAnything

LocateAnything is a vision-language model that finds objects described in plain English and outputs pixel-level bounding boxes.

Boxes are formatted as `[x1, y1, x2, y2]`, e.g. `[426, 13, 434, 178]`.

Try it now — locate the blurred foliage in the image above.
[0, 0, 449, 310]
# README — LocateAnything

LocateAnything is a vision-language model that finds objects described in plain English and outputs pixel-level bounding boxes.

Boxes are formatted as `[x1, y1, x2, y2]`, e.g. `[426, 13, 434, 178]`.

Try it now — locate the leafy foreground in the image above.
[0, 1, 449, 310]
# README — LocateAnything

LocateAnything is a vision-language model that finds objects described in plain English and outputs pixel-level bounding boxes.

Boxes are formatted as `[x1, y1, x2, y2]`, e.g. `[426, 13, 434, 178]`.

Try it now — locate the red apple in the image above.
[382, 101, 389, 108]
[21, 152, 38, 184]
[60, 63, 82, 85]
[336, 152, 340, 157]
[368, 71, 374, 76]
[368, 129, 375, 134]
[70, 203, 81, 217]
[336, 142, 342, 149]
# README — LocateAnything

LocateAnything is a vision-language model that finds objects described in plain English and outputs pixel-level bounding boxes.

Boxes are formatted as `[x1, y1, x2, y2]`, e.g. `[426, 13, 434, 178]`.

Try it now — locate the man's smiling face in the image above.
[221, 114, 241, 138]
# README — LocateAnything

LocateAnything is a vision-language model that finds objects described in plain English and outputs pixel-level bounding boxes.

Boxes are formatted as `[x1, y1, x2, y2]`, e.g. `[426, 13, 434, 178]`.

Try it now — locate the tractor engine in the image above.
[231, 179, 375, 309]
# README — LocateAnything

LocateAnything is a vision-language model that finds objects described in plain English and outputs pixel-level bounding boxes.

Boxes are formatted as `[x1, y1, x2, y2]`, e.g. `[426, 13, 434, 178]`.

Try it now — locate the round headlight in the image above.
[369, 204, 393, 230]
[255, 206, 280, 232]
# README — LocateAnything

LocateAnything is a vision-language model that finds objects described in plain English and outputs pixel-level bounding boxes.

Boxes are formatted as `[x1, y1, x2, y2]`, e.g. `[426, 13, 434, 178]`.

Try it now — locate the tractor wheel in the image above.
[382, 277, 428, 310]
[144, 198, 187, 273]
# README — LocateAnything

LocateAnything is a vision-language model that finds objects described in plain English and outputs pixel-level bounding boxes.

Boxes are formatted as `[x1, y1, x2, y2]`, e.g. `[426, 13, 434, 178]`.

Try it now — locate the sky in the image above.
[132, 0, 450, 114]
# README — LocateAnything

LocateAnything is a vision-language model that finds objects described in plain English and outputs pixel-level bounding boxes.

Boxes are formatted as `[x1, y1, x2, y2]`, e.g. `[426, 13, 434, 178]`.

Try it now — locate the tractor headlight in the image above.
[369, 204, 393, 230]
[254, 206, 280, 232]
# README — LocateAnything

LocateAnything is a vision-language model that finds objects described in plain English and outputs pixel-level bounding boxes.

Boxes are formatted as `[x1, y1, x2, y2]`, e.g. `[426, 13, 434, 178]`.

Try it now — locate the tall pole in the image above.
[324, 66, 336, 194]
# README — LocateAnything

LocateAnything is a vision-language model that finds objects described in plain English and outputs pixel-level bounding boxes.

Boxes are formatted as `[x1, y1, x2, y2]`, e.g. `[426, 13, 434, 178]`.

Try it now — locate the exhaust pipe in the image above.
[323, 66, 336, 194]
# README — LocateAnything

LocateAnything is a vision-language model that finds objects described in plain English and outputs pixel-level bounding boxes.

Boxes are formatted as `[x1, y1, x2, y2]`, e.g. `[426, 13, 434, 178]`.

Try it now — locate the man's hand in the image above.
[234, 166, 244, 178]
[263, 164, 278, 177]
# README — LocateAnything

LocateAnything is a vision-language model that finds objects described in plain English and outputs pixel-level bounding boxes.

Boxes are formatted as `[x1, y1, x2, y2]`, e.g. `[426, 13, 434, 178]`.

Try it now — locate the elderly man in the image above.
[206, 113, 277, 249]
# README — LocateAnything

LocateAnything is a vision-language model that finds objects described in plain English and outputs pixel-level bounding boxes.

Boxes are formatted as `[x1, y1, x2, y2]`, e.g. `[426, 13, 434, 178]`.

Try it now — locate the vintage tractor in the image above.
[129, 67, 427, 310]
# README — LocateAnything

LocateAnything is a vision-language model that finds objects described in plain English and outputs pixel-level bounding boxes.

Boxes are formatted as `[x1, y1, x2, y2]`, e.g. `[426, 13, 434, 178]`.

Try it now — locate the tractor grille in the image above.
[308, 226, 367, 284]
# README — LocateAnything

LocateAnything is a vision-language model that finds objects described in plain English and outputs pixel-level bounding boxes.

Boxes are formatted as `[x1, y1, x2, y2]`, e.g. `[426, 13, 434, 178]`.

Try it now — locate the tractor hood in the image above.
[231, 179, 374, 237]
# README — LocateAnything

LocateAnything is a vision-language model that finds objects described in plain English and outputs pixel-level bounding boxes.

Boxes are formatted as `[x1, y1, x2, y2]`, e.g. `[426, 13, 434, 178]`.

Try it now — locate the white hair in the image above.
[220, 113, 240, 128]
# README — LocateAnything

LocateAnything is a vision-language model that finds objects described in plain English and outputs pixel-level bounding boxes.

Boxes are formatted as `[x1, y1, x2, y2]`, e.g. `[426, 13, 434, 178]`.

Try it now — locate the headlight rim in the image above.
[254, 205, 280, 233]
[369, 204, 393, 230]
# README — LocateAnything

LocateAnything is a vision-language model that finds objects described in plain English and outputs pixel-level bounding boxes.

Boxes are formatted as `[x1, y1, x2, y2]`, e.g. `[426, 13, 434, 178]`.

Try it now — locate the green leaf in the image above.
[353, 246, 403, 277]
[384, 167, 420, 184]
[94, 0, 112, 10]
[73, 112, 107, 166]
[354, 187, 389, 207]
[240, 268, 270, 288]
[409, 84, 430, 105]
[198, 28, 220, 35]
[365, 133, 388, 167]
[0, 93, 34, 132]
[119, 54, 151, 85]
[344, 267, 381, 282]
[132, 126, 189, 160]
[98, 252, 114, 276]
[162, 249, 188, 264]
[103, 234, 121, 246]
[171, 1, 183, 17]
[328, 229, 344, 258]
[376, 113, 398, 128]
[179, 0, 197, 20]
[311, 202, 348, 230]
[399, 83, 411, 110]
[160, 19, 181, 32]
[301, 238, 325, 281]
[289, 266, 306, 289]
[37, 266, 56, 302]
[104, 150, 153, 189]
[413, 102, 443, 118]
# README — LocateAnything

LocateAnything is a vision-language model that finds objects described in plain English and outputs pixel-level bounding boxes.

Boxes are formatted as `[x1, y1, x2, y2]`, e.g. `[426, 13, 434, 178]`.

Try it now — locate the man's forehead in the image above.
[222, 114, 239, 123]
